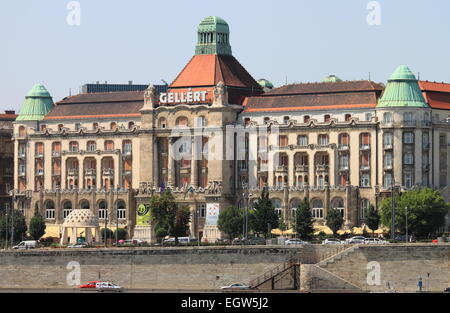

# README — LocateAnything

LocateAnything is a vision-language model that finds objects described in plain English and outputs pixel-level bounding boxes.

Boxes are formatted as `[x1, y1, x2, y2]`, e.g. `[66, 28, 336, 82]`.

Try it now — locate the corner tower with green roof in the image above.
[195, 16, 232, 56]
[377, 65, 428, 108]
[16, 84, 54, 121]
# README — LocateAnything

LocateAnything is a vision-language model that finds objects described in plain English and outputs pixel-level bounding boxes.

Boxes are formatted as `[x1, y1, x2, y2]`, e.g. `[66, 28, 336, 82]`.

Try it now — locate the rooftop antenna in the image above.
[368, 72, 371, 81]
[69, 88, 72, 96]
[285, 76, 288, 85]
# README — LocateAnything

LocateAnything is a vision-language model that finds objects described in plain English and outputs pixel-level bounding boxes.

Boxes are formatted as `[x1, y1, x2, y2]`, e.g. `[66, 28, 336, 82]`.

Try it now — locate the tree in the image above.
[218, 206, 243, 240]
[293, 198, 314, 241]
[380, 188, 448, 238]
[249, 188, 279, 238]
[29, 206, 46, 240]
[170, 206, 191, 244]
[113, 228, 127, 241]
[365, 205, 380, 237]
[151, 190, 191, 245]
[100, 228, 113, 240]
[326, 208, 344, 236]
[0, 210, 27, 244]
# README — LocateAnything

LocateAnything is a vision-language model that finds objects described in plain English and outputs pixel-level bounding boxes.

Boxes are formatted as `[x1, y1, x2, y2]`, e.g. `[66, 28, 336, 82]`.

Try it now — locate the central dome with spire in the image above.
[195, 16, 232, 56]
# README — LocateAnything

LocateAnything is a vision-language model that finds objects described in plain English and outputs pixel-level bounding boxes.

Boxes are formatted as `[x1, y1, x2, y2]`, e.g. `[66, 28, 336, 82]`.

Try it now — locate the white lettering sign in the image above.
[159, 90, 208, 104]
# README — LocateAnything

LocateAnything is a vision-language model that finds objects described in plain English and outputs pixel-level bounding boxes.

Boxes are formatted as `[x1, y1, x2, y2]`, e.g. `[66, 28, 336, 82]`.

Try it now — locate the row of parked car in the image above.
[283, 236, 388, 245]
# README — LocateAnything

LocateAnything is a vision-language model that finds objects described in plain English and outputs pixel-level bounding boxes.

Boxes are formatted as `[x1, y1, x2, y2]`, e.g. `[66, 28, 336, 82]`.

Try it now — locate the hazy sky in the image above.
[1, 0, 449, 112]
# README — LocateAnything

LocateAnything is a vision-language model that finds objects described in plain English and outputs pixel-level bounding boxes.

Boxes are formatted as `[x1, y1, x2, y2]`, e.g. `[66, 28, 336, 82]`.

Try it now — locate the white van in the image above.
[13, 240, 38, 249]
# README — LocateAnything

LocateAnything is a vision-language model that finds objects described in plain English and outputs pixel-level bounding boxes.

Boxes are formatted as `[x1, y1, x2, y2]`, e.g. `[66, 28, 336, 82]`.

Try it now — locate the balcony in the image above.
[338, 144, 349, 151]
[383, 144, 393, 150]
[36, 169, 44, 176]
[421, 120, 432, 127]
[422, 143, 430, 150]
[338, 165, 349, 172]
[85, 169, 96, 176]
[123, 170, 132, 176]
[315, 164, 329, 172]
[360, 144, 371, 150]
[422, 163, 430, 171]
[383, 164, 393, 171]
[122, 150, 132, 158]
[102, 168, 114, 176]
[360, 165, 370, 171]
[180, 168, 190, 175]
[52, 151, 61, 157]
[67, 169, 79, 176]
[35, 153, 44, 159]
[402, 120, 416, 127]
[275, 165, 288, 173]
[18, 171, 26, 177]
[18, 152, 26, 159]
[295, 164, 308, 173]
[52, 170, 61, 176]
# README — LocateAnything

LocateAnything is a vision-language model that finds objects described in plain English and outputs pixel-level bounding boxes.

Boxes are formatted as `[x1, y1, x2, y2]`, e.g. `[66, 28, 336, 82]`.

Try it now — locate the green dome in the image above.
[195, 16, 232, 56]
[16, 84, 54, 121]
[377, 65, 428, 108]
[198, 16, 229, 33]
[258, 79, 274, 89]
[323, 75, 343, 83]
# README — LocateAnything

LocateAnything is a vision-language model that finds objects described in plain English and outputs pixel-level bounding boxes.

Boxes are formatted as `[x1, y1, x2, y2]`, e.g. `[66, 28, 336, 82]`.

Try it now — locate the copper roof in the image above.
[0, 114, 17, 121]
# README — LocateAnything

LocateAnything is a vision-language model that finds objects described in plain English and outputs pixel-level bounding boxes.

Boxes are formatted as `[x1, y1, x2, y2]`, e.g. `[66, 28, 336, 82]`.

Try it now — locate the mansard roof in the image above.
[243, 80, 384, 113]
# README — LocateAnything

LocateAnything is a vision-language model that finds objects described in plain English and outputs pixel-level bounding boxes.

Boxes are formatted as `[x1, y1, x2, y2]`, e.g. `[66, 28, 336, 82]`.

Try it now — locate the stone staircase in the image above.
[317, 245, 361, 269]
[249, 256, 300, 290]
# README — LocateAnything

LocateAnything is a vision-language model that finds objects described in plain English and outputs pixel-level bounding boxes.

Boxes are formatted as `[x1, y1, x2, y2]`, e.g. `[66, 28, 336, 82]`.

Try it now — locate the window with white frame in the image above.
[311, 199, 324, 219]
[404, 153, 414, 165]
[318, 134, 329, 146]
[384, 173, 393, 189]
[383, 112, 393, 124]
[384, 152, 393, 168]
[383, 132, 393, 147]
[298, 135, 308, 146]
[63, 202, 72, 219]
[404, 173, 413, 189]
[360, 199, 370, 220]
[197, 203, 206, 218]
[360, 173, 370, 187]
[403, 132, 414, 144]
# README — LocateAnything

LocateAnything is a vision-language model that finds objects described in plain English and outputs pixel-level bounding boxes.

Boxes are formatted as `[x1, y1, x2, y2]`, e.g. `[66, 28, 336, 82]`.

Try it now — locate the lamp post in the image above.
[5, 211, 8, 250]
[405, 206, 408, 243]
[391, 179, 396, 241]
[241, 183, 252, 241]
[115, 185, 119, 247]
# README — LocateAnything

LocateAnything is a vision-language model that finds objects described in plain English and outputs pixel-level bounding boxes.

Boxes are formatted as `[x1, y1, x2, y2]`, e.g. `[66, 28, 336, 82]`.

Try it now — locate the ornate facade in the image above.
[12, 17, 450, 242]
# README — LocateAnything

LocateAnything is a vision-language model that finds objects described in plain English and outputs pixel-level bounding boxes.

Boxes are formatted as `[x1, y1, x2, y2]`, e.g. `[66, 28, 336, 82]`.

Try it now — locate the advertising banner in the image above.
[205, 203, 220, 226]
[136, 203, 152, 226]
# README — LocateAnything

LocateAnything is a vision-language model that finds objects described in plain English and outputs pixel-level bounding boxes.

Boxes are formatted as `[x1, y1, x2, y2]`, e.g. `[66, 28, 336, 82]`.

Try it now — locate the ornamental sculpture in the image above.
[212, 81, 227, 107]
[142, 84, 158, 110]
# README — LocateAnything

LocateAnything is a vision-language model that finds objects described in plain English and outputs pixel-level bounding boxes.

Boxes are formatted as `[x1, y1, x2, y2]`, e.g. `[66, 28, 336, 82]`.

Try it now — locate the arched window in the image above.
[324, 115, 331, 122]
[63, 201, 72, 219]
[93, 122, 99, 130]
[176, 116, 188, 127]
[80, 199, 90, 210]
[18, 126, 26, 136]
[69, 141, 79, 152]
[338, 133, 349, 148]
[123, 140, 132, 154]
[290, 198, 301, 218]
[104, 140, 114, 151]
[383, 112, 393, 124]
[159, 117, 167, 129]
[110, 122, 117, 130]
[87, 141, 96, 152]
[311, 199, 324, 219]
[271, 198, 282, 217]
[303, 115, 310, 123]
[196, 116, 207, 127]
[115, 200, 126, 219]
[128, 121, 135, 129]
[360, 199, 370, 220]
[331, 197, 345, 218]
[58, 124, 64, 131]
[45, 200, 55, 219]
[383, 132, 393, 147]
[98, 200, 108, 219]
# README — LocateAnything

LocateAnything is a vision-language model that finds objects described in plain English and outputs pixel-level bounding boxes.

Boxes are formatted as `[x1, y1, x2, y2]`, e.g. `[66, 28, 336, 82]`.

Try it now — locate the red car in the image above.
[80, 281, 102, 289]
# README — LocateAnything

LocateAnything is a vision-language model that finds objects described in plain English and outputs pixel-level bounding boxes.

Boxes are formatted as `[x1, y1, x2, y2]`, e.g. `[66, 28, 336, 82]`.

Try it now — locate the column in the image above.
[190, 136, 198, 186]
[70, 228, 77, 244]
[189, 204, 196, 237]
[288, 152, 295, 187]
[96, 157, 101, 189]
[61, 157, 67, 189]
[95, 227, 100, 243]
[78, 157, 84, 189]
[60, 227, 68, 245]
[153, 138, 159, 187]
[324, 183, 330, 218]
[86, 228, 92, 244]
[167, 138, 175, 186]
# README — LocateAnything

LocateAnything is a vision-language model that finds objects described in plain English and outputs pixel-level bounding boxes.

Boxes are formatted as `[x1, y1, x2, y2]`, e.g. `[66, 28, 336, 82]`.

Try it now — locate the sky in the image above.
[1, 0, 449, 113]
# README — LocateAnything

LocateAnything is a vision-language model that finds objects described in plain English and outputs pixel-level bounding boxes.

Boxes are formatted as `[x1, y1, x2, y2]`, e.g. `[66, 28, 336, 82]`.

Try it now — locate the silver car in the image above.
[364, 238, 387, 244]
[221, 283, 250, 290]
[285, 239, 309, 245]
[322, 238, 343, 245]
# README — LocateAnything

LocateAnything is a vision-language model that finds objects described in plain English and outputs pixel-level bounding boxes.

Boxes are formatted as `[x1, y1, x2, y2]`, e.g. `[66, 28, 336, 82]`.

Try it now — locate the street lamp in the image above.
[391, 179, 398, 241]
[241, 183, 252, 241]
[405, 206, 408, 243]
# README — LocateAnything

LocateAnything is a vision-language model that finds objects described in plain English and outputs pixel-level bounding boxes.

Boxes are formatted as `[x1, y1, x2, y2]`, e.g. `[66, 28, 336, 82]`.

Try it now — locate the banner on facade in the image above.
[205, 203, 220, 226]
[136, 204, 152, 226]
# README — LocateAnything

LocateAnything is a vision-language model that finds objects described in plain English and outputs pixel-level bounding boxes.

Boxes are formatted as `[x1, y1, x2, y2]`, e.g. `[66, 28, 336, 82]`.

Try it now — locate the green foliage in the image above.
[29, 206, 46, 240]
[248, 188, 279, 238]
[380, 188, 449, 238]
[365, 205, 380, 236]
[100, 228, 113, 240]
[151, 190, 191, 244]
[293, 198, 314, 241]
[326, 208, 344, 235]
[217, 206, 243, 240]
[113, 228, 127, 241]
[0, 210, 27, 244]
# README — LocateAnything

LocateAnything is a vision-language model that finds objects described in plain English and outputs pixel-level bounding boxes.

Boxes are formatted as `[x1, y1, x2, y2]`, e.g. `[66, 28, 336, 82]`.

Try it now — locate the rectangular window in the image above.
[278, 135, 288, 147]
[404, 173, 413, 189]
[404, 132, 414, 144]
[298, 135, 308, 146]
[404, 153, 414, 165]
[318, 135, 328, 146]
[360, 174, 370, 187]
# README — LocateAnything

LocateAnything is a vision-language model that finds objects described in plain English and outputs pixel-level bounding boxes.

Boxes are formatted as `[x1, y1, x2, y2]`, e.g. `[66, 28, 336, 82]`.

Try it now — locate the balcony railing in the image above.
[36, 169, 44, 176]
[338, 144, 349, 151]
[85, 169, 96, 176]
[402, 120, 416, 127]
[67, 169, 79, 176]
[316, 164, 329, 172]
[422, 163, 430, 170]
[52, 151, 61, 157]
[339, 165, 349, 171]
[360, 165, 370, 171]
[102, 168, 114, 176]
[295, 164, 308, 172]
[360, 144, 371, 150]
[35, 153, 44, 158]
[383, 164, 393, 170]
[422, 143, 430, 150]
[383, 144, 393, 150]
[275, 165, 288, 172]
